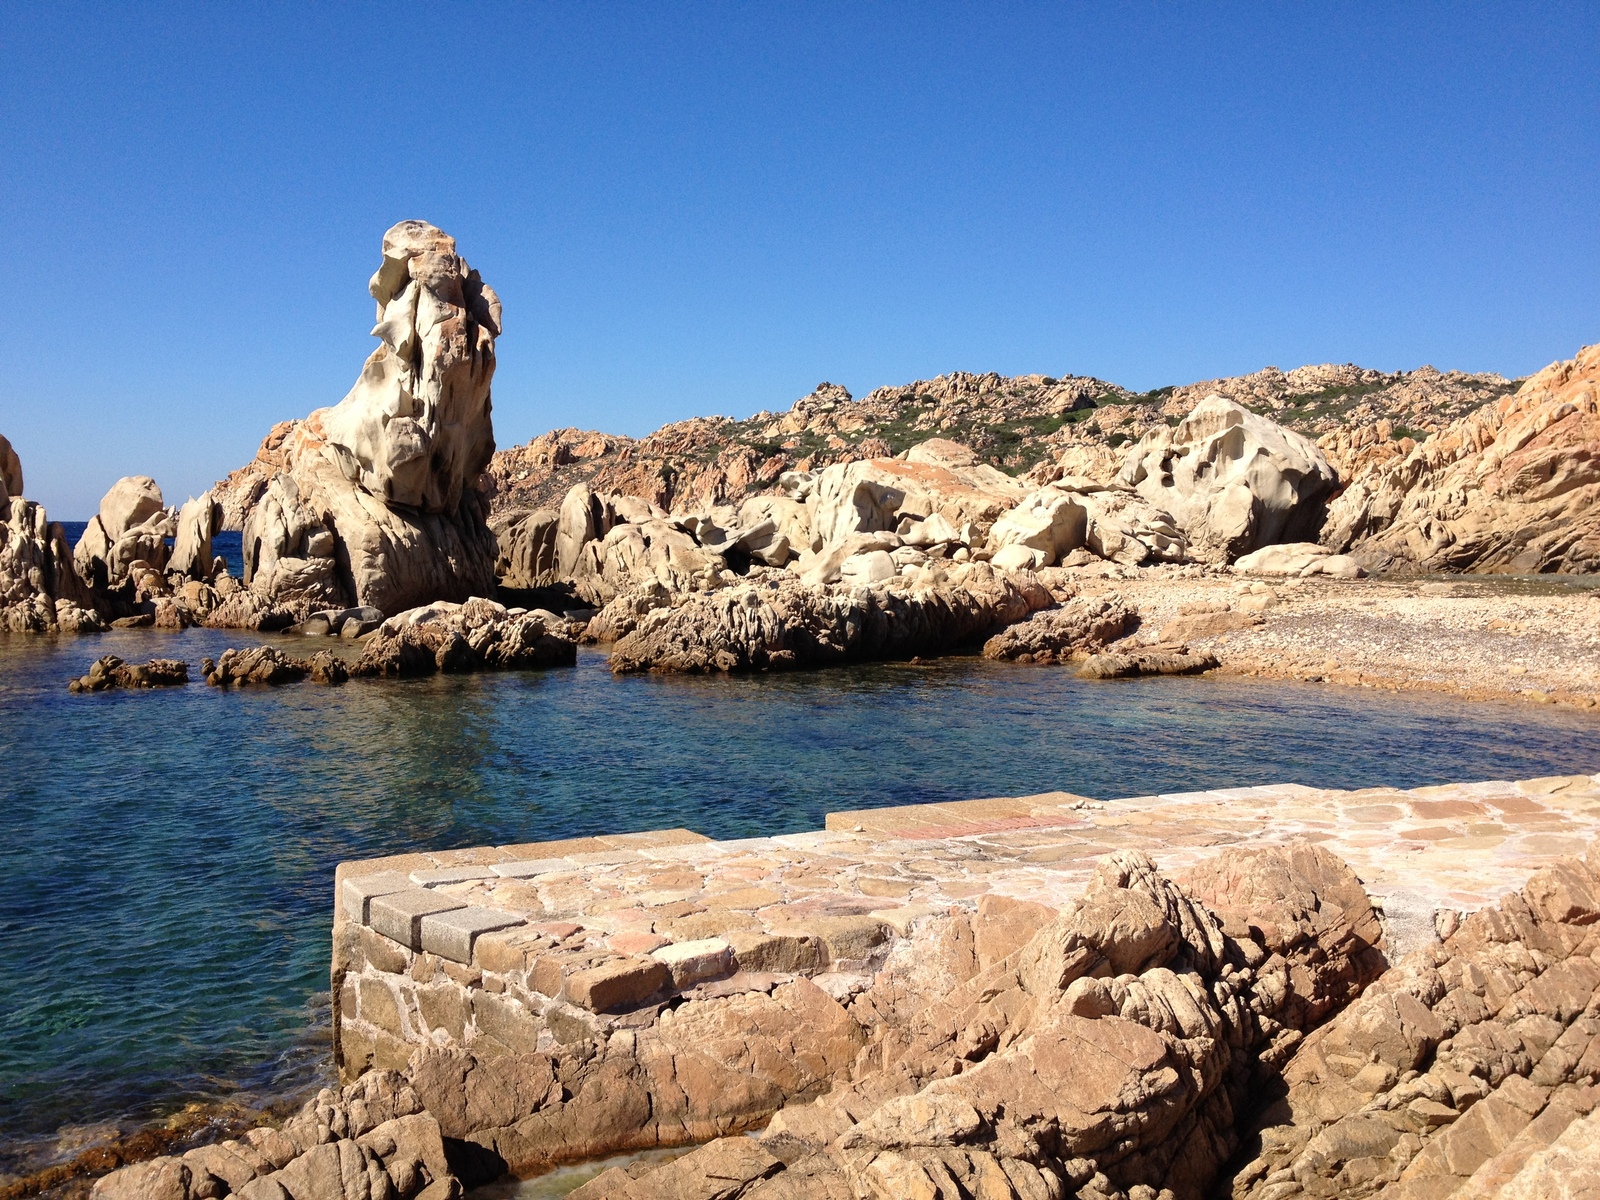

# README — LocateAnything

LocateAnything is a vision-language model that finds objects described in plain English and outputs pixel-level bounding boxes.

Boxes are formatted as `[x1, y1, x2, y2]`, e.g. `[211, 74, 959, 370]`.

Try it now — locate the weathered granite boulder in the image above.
[608, 563, 1052, 673]
[490, 506, 559, 588]
[982, 593, 1139, 662]
[235, 221, 502, 619]
[352, 597, 576, 677]
[68, 655, 189, 692]
[1234, 541, 1365, 579]
[205, 645, 348, 686]
[74, 475, 175, 589]
[0, 438, 102, 633]
[0, 432, 22, 501]
[599, 844, 1387, 1200]
[169, 491, 223, 580]
[1118, 395, 1340, 563]
[802, 443, 1026, 551]
[1229, 845, 1600, 1199]
[1079, 646, 1220, 679]
[92, 1071, 458, 1200]
[1322, 341, 1600, 574]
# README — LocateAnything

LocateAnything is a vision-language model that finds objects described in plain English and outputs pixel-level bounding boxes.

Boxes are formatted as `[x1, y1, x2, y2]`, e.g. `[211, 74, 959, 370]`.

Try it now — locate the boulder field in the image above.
[90, 772, 1600, 1200]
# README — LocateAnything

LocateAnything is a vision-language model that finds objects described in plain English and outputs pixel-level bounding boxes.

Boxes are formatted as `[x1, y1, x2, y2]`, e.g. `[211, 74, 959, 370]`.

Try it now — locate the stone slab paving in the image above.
[336, 772, 1600, 1020]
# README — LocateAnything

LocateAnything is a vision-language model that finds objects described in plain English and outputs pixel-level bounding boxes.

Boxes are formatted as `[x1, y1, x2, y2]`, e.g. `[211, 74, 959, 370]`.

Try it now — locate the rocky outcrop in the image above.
[205, 645, 349, 687]
[351, 598, 576, 678]
[91, 1071, 458, 1200]
[985, 484, 1187, 570]
[68, 656, 189, 692]
[1230, 845, 1600, 1199]
[483, 365, 1509, 521]
[1118, 396, 1340, 563]
[74, 475, 175, 589]
[982, 593, 1139, 663]
[170, 491, 223, 579]
[1322, 342, 1600, 574]
[584, 843, 1386, 1200]
[232, 221, 502, 621]
[0, 437, 103, 633]
[608, 563, 1052, 673]
[0, 432, 22, 501]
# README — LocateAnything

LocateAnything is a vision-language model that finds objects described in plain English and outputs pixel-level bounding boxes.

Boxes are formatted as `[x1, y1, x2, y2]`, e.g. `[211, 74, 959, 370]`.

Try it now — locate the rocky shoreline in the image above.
[87, 771, 1600, 1199]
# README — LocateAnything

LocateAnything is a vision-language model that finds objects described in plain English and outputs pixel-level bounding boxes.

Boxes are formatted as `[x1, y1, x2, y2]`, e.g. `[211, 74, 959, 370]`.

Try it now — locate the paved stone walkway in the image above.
[338, 772, 1600, 982]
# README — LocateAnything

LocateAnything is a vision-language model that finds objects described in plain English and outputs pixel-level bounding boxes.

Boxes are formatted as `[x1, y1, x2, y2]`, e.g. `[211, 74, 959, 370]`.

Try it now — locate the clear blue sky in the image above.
[2, 4, 1596, 517]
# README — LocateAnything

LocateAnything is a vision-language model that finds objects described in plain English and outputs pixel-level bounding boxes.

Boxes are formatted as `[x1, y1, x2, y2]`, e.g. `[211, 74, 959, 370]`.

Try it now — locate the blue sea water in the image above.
[1, 625, 1598, 1168]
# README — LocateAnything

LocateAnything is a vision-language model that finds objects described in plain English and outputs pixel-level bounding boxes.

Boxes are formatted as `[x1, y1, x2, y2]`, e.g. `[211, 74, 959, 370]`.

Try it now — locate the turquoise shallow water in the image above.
[2, 626, 1599, 1170]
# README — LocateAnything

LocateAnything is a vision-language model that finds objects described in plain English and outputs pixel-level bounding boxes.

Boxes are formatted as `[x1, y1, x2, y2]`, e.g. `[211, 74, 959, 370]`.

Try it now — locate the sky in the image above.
[1, 4, 1596, 517]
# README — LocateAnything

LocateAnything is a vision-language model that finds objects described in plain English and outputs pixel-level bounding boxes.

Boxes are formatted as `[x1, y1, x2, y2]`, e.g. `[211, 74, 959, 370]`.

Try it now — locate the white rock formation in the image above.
[0, 436, 101, 632]
[1233, 542, 1365, 579]
[74, 476, 175, 588]
[1117, 394, 1339, 563]
[237, 221, 501, 618]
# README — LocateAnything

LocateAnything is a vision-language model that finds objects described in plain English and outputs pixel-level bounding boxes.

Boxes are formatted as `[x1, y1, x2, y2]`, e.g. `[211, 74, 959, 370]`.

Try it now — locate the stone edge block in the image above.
[410, 866, 498, 887]
[492, 858, 578, 879]
[341, 871, 415, 924]
[369, 888, 468, 950]
[420, 906, 526, 964]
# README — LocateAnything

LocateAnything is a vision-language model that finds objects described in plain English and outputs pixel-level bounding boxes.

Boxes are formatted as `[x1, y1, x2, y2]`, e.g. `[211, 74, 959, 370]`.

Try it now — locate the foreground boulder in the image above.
[1118, 395, 1340, 563]
[608, 563, 1052, 673]
[577, 843, 1387, 1200]
[1230, 844, 1600, 1198]
[91, 1071, 458, 1200]
[1323, 341, 1600, 574]
[231, 221, 502, 621]
[1234, 541, 1365, 579]
[205, 645, 349, 686]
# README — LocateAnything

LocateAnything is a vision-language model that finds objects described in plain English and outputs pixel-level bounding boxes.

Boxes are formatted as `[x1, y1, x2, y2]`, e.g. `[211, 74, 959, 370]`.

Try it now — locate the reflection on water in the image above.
[1, 625, 1598, 1164]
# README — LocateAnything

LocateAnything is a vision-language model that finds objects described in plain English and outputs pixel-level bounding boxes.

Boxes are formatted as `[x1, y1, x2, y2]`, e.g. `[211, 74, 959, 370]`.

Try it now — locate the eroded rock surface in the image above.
[1323, 341, 1600, 574]
[1230, 846, 1600, 1199]
[68, 655, 189, 692]
[1118, 396, 1340, 564]
[982, 593, 1139, 663]
[352, 597, 576, 678]
[230, 220, 502, 621]
[608, 563, 1052, 673]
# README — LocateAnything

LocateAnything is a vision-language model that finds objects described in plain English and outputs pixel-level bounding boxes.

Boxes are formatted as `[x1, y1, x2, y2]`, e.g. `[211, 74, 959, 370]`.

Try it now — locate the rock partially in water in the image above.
[1079, 646, 1220, 679]
[230, 220, 503, 620]
[982, 592, 1139, 663]
[352, 597, 576, 678]
[204, 645, 347, 687]
[608, 563, 1052, 674]
[68, 655, 189, 692]
[91, 1071, 454, 1200]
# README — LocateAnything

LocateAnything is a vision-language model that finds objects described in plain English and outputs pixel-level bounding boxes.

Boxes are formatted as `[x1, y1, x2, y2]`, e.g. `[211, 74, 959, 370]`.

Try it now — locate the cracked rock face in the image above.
[1322, 341, 1600, 575]
[238, 221, 501, 619]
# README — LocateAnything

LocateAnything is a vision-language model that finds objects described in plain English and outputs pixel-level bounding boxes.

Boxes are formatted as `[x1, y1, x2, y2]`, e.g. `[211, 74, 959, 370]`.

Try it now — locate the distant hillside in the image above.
[482, 363, 1517, 517]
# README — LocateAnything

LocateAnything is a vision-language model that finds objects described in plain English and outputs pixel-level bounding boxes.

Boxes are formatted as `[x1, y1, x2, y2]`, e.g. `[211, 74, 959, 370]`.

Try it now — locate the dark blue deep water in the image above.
[2, 626, 1598, 1165]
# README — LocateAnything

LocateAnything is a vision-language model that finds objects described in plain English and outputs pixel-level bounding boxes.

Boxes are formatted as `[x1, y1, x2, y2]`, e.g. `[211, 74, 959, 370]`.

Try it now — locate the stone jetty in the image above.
[96, 772, 1600, 1199]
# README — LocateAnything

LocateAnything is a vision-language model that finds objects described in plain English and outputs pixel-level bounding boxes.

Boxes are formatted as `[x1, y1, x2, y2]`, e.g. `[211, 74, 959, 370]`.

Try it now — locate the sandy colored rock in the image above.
[1324, 340, 1600, 574]
[1118, 394, 1339, 563]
